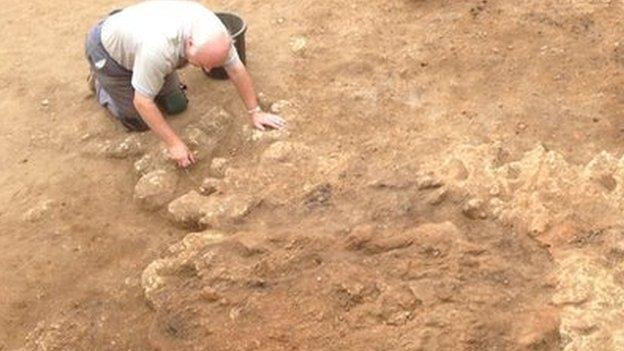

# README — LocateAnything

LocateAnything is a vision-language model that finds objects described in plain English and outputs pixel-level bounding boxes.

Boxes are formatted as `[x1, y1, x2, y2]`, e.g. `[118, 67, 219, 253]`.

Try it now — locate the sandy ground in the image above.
[3, 0, 624, 350]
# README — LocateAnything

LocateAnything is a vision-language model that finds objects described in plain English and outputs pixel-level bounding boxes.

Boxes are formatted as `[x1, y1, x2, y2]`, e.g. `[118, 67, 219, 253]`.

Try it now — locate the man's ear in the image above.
[185, 39, 195, 56]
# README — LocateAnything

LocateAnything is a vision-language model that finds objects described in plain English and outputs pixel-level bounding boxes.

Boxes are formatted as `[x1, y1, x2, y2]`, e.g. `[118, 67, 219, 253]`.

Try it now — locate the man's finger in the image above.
[186, 152, 195, 166]
[255, 121, 266, 131]
[179, 156, 191, 168]
[272, 117, 286, 127]
[270, 116, 285, 124]
[268, 118, 285, 129]
[267, 122, 282, 130]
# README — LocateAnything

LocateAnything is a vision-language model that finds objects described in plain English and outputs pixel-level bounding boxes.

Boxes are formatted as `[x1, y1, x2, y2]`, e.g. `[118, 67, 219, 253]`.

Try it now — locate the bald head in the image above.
[185, 25, 232, 71]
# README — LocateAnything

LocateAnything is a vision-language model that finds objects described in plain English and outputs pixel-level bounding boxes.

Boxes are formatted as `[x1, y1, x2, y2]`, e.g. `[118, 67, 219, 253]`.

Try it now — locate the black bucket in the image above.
[204, 12, 247, 80]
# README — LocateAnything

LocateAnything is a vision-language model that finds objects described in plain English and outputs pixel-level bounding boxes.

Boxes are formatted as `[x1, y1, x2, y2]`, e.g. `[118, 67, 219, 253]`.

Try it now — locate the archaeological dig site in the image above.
[3, 0, 624, 350]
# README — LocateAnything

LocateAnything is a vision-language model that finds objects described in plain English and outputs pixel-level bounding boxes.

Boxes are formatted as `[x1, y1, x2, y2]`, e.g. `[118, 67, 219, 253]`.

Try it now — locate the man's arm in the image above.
[225, 61, 285, 130]
[133, 92, 196, 168]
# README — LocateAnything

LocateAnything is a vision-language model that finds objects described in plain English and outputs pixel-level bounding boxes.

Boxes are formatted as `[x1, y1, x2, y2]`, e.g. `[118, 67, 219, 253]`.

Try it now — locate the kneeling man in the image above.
[85, 0, 285, 167]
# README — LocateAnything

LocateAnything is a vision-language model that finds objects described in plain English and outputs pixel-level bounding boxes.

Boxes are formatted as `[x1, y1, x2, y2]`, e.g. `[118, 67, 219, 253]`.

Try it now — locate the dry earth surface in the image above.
[3, 0, 624, 350]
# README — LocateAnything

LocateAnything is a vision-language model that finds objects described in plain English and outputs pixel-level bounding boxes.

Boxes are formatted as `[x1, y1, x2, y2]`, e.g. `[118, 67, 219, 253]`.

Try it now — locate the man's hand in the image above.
[252, 111, 286, 131]
[225, 62, 286, 131]
[134, 92, 194, 167]
[168, 141, 196, 168]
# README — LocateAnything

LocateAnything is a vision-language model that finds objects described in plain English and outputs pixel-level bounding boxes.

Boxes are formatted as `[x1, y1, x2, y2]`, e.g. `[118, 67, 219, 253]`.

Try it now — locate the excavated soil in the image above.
[3, 0, 624, 350]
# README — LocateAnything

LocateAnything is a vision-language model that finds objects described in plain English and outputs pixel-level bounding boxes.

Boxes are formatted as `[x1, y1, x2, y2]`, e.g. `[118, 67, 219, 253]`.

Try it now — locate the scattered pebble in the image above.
[201, 286, 220, 302]
[489, 185, 501, 196]
[446, 159, 469, 181]
[427, 187, 448, 206]
[462, 198, 485, 220]
[290, 36, 308, 54]
[417, 175, 443, 190]
[22, 199, 55, 222]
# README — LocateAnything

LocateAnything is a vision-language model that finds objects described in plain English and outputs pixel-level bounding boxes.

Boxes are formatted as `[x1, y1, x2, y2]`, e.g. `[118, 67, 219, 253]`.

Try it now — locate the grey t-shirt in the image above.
[101, 0, 240, 98]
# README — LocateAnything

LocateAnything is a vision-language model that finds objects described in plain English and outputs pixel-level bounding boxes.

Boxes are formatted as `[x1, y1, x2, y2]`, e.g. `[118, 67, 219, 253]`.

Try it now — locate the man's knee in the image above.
[115, 108, 149, 132]
[157, 89, 188, 115]
[120, 116, 150, 132]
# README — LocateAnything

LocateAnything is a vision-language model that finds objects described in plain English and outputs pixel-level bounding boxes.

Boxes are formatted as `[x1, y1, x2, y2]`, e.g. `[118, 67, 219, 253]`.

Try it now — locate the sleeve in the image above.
[131, 43, 175, 99]
[222, 42, 242, 68]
